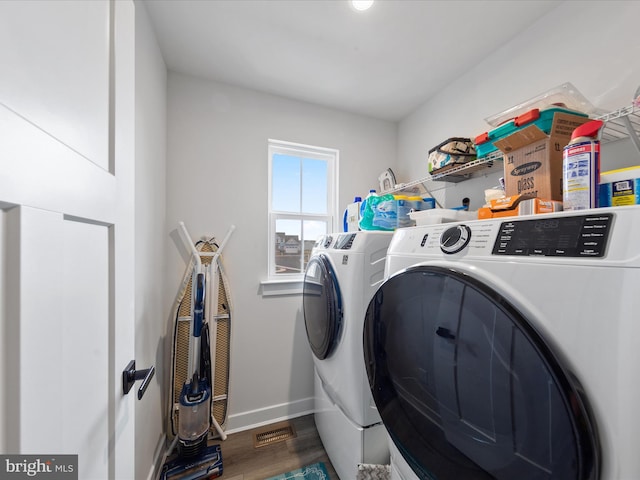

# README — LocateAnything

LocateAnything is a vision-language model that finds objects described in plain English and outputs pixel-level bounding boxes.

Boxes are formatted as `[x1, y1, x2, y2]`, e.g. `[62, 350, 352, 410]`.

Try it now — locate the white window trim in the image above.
[263, 139, 338, 295]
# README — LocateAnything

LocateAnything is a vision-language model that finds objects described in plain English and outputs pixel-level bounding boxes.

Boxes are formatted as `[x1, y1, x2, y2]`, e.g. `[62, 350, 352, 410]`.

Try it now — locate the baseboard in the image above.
[147, 434, 170, 480]
[224, 397, 315, 435]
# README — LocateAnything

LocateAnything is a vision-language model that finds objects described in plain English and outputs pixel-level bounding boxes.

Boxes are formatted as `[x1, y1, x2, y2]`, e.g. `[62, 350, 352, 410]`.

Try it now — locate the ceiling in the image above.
[142, 0, 562, 122]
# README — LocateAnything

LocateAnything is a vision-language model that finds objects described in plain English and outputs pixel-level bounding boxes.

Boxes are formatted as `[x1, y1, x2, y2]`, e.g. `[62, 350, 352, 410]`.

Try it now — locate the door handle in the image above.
[122, 360, 155, 400]
[436, 326, 456, 341]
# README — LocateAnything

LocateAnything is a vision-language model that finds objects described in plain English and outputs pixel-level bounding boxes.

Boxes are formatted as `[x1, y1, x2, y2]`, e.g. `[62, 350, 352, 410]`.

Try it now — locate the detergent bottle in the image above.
[343, 196, 362, 232]
[359, 190, 377, 230]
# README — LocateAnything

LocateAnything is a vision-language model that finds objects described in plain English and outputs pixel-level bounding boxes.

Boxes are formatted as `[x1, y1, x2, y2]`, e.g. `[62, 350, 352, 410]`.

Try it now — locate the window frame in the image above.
[266, 139, 339, 286]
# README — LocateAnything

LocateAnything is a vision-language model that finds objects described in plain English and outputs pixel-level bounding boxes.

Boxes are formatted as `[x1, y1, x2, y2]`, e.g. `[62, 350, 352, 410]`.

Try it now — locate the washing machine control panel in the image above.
[493, 213, 613, 257]
[335, 233, 356, 249]
[440, 224, 472, 254]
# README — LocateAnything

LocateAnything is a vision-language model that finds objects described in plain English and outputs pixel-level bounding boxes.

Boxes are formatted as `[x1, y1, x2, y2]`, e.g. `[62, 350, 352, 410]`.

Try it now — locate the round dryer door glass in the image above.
[363, 265, 599, 480]
[303, 255, 342, 360]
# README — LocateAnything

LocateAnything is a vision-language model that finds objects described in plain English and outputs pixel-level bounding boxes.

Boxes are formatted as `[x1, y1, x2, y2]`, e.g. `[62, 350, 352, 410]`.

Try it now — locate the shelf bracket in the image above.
[620, 114, 640, 153]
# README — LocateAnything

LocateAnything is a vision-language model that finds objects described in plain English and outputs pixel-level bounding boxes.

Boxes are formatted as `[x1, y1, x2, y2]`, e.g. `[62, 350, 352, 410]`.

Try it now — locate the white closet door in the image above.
[0, 1, 136, 479]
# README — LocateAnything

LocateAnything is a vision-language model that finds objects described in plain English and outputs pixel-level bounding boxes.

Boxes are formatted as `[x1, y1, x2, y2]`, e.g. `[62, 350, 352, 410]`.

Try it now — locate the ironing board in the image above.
[169, 233, 232, 440]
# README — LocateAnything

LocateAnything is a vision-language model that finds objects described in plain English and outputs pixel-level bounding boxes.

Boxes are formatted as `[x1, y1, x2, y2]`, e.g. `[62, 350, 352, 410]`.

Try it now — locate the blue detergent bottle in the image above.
[371, 194, 397, 231]
[359, 190, 377, 230]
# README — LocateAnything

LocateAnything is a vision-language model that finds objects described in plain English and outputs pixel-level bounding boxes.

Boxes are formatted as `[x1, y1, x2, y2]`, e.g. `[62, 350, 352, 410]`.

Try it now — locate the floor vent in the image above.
[253, 421, 296, 448]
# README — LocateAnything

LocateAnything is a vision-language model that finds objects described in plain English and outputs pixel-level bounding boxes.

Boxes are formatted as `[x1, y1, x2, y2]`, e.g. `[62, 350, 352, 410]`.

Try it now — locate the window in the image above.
[267, 139, 338, 283]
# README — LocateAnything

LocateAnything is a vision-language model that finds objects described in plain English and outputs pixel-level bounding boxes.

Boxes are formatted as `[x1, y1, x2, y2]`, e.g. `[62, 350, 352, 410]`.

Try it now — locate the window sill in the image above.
[260, 278, 304, 297]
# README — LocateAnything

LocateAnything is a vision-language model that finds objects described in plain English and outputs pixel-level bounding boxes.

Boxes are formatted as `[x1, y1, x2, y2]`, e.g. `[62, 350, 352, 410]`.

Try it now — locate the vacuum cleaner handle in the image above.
[193, 272, 205, 337]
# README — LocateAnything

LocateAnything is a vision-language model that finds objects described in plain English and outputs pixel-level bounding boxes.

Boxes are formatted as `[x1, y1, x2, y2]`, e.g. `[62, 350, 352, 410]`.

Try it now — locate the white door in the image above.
[0, 1, 136, 479]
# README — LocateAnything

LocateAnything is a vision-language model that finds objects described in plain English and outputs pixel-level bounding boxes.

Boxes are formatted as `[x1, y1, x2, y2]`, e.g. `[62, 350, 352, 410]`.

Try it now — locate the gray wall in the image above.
[134, 3, 168, 479]
[397, 1, 640, 210]
[165, 72, 397, 431]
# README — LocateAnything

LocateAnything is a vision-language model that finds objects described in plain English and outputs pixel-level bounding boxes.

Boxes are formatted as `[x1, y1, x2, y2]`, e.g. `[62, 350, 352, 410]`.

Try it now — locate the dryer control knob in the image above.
[440, 225, 471, 254]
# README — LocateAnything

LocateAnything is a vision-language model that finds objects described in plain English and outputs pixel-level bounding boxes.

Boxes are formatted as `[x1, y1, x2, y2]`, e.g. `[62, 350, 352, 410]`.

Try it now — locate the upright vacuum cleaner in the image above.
[161, 223, 234, 480]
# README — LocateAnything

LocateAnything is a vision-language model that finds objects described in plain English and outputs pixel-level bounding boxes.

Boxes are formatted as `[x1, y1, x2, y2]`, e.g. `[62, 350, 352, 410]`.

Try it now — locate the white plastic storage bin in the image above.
[409, 209, 477, 226]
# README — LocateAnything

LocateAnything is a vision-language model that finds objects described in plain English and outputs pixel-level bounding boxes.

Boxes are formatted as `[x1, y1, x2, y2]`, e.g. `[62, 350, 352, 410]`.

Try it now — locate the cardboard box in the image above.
[518, 197, 563, 216]
[494, 111, 590, 201]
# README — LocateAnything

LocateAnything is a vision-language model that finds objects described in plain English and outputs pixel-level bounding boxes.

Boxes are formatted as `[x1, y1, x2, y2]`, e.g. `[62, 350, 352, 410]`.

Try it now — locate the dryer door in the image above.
[363, 265, 599, 480]
[303, 254, 342, 360]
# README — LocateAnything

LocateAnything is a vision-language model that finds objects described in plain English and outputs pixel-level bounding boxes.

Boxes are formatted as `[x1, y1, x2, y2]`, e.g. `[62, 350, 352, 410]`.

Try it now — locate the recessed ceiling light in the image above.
[351, 0, 374, 11]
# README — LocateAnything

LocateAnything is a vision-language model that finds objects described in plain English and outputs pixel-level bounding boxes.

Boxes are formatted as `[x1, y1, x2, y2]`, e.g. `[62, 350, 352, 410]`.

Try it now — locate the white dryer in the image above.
[303, 230, 393, 480]
[363, 206, 640, 480]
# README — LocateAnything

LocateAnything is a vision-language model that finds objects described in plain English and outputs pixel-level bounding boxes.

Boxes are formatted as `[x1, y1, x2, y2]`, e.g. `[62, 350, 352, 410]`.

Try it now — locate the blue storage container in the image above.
[474, 107, 588, 159]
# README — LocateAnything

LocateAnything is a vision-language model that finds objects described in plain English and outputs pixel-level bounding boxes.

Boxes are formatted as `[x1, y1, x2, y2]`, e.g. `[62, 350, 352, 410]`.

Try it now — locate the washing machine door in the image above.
[364, 265, 599, 480]
[303, 254, 342, 360]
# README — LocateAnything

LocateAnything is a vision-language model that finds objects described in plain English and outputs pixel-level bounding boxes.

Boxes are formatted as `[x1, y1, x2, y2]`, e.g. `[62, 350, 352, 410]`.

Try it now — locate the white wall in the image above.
[134, 3, 167, 479]
[0, 210, 4, 452]
[398, 1, 640, 210]
[143, 0, 640, 460]
[166, 72, 396, 431]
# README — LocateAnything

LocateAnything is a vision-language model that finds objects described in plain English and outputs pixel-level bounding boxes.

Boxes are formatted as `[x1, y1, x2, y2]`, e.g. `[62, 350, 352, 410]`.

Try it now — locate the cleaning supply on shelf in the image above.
[599, 166, 640, 207]
[395, 195, 413, 228]
[360, 189, 377, 216]
[563, 119, 604, 210]
[408, 196, 424, 211]
[344, 196, 362, 232]
[359, 190, 378, 230]
[371, 194, 397, 231]
[367, 194, 416, 230]
[422, 197, 436, 210]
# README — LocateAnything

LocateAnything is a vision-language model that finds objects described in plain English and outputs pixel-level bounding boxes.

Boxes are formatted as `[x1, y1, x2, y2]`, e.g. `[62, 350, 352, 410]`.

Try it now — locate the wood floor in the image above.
[213, 414, 338, 480]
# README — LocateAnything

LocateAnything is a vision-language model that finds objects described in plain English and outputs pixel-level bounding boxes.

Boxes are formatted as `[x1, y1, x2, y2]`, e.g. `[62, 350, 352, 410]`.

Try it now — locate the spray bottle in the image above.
[562, 119, 604, 211]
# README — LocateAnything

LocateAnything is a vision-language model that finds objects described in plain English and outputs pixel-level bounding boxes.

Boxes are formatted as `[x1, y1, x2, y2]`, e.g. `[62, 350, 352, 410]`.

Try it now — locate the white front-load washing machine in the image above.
[363, 206, 640, 480]
[303, 230, 393, 480]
